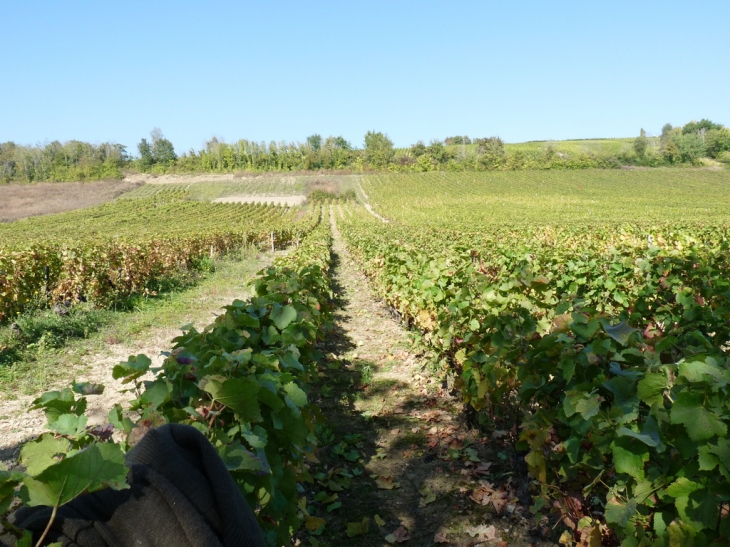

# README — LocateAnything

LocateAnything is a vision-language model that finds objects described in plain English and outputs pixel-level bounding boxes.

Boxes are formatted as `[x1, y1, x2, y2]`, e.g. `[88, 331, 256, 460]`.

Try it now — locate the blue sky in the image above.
[1, 1, 728, 153]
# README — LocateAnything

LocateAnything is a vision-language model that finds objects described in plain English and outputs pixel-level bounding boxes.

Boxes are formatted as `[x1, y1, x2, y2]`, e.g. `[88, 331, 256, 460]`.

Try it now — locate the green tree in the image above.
[659, 123, 674, 148]
[682, 118, 723, 135]
[150, 128, 177, 165]
[663, 133, 705, 164]
[364, 131, 394, 168]
[633, 128, 649, 157]
[426, 140, 451, 164]
[444, 136, 471, 145]
[306, 134, 322, 151]
[324, 136, 351, 150]
[704, 128, 730, 158]
[410, 141, 427, 157]
[137, 138, 154, 170]
[475, 137, 505, 157]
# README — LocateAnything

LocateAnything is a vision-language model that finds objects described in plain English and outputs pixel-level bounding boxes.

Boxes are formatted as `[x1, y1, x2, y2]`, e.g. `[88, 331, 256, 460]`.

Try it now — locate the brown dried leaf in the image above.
[375, 475, 401, 490]
[434, 531, 451, 544]
[465, 524, 497, 541]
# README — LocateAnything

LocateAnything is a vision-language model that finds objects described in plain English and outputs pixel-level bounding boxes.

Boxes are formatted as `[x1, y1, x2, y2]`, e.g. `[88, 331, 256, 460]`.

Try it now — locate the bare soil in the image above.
[0, 180, 141, 222]
[296, 210, 556, 546]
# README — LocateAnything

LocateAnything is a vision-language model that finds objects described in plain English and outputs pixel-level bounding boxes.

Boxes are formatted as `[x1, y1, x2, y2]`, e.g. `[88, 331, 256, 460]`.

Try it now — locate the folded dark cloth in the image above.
[3, 424, 266, 547]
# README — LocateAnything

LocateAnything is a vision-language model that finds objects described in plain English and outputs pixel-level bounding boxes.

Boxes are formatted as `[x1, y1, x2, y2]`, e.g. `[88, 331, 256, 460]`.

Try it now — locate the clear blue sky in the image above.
[2, 1, 728, 153]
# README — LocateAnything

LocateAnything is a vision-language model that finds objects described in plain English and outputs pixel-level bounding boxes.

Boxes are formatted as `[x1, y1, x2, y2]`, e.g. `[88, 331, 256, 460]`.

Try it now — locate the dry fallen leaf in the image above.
[419, 485, 436, 507]
[346, 517, 370, 537]
[465, 524, 497, 541]
[305, 516, 326, 531]
[475, 462, 493, 475]
[434, 531, 451, 544]
[375, 475, 401, 490]
[385, 526, 411, 543]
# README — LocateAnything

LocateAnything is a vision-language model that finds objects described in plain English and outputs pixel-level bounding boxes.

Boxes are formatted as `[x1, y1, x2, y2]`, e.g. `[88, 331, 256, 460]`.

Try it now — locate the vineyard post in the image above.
[44, 265, 50, 300]
[210, 245, 214, 258]
[270, 232, 275, 252]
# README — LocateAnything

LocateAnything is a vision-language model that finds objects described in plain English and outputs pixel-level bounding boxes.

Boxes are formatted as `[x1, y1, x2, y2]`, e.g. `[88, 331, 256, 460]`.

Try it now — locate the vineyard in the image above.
[338, 170, 730, 545]
[2, 169, 730, 546]
[0, 190, 317, 321]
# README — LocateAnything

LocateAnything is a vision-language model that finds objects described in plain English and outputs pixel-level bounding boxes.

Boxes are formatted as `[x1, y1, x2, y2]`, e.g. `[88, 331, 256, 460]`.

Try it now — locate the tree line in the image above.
[632, 119, 730, 165]
[2, 120, 728, 183]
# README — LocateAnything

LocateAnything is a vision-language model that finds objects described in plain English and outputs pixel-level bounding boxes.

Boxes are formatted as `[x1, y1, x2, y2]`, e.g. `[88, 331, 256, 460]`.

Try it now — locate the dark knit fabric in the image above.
[3, 424, 267, 547]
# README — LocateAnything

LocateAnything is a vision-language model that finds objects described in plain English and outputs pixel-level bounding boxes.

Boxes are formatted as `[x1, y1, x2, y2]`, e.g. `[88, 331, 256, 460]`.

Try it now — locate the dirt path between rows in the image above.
[297, 208, 555, 546]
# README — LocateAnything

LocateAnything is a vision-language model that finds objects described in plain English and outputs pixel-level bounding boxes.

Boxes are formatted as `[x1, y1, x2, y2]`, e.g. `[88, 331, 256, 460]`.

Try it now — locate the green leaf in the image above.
[698, 445, 719, 471]
[667, 520, 696, 547]
[30, 389, 85, 423]
[679, 357, 723, 383]
[48, 414, 87, 437]
[284, 382, 308, 408]
[219, 442, 269, 474]
[15, 531, 33, 547]
[112, 354, 152, 383]
[671, 391, 727, 442]
[139, 380, 170, 409]
[204, 377, 262, 422]
[600, 319, 637, 346]
[708, 438, 730, 471]
[616, 427, 659, 448]
[280, 352, 304, 371]
[605, 496, 637, 527]
[257, 387, 285, 411]
[272, 304, 298, 330]
[571, 318, 600, 339]
[20, 443, 128, 507]
[667, 478, 718, 531]
[19, 434, 71, 475]
[564, 391, 600, 420]
[612, 437, 648, 479]
[638, 373, 669, 407]
[108, 404, 135, 435]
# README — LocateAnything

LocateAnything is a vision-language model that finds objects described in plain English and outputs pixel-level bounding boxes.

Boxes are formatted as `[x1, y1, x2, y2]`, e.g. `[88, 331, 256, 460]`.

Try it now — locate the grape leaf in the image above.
[112, 354, 152, 383]
[272, 304, 298, 330]
[637, 373, 669, 407]
[19, 434, 71, 475]
[671, 391, 727, 441]
[20, 443, 128, 507]
[204, 377, 262, 422]
[284, 382, 308, 408]
[612, 437, 648, 479]
[219, 442, 268, 474]
[600, 319, 637, 346]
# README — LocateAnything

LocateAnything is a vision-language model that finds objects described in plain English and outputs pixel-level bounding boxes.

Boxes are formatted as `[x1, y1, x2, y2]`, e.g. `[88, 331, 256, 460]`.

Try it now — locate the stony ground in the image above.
[293, 214, 558, 547]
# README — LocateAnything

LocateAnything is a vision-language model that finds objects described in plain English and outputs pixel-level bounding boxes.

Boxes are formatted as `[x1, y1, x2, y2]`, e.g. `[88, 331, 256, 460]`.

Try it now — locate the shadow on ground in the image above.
[296, 245, 557, 547]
